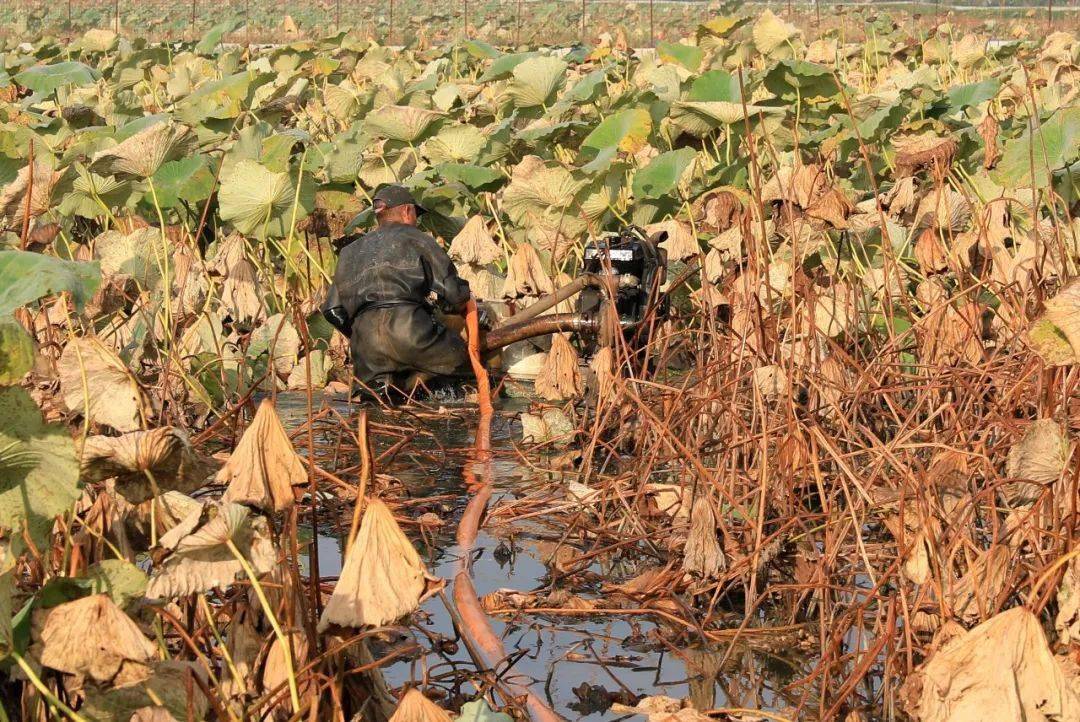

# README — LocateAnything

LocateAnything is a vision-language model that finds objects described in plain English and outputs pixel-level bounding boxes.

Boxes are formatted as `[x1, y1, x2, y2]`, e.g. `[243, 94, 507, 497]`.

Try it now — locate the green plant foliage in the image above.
[218, 159, 315, 238]
[0, 386, 81, 549]
[994, 107, 1080, 187]
[0, 252, 101, 317]
[14, 61, 100, 95]
[633, 147, 697, 200]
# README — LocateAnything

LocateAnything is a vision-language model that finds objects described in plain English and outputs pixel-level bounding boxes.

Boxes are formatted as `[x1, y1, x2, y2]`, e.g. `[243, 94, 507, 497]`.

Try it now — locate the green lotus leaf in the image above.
[994, 106, 1080, 188]
[561, 68, 610, 106]
[763, 60, 841, 102]
[942, 78, 1001, 115]
[657, 41, 704, 72]
[90, 121, 198, 179]
[457, 699, 513, 722]
[479, 51, 539, 82]
[688, 69, 744, 102]
[150, 156, 215, 208]
[364, 104, 444, 143]
[423, 124, 488, 164]
[0, 386, 81, 549]
[583, 108, 653, 154]
[632, 147, 697, 200]
[14, 61, 100, 95]
[358, 145, 417, 189]
[463, 39, 501, 60]
[435, 163, 503, 191]
[507, 56, 567, 109]
[195, 19, 243, 55]
[58, 167, 137, 219]
[83, 559, 148, 609]
[671, 100, 782, 136]
[0, 319, 34, 386]
[218, 159, 315, 239]
[0, 251, 101, 317]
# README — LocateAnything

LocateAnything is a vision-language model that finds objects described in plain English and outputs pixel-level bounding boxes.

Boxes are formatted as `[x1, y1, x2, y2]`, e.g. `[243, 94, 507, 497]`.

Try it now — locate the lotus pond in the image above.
[0, 5, 1078, 722]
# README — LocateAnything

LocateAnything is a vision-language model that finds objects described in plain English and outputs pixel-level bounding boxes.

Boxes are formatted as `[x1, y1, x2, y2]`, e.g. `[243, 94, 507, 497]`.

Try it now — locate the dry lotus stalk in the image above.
[146, 502, 276, 599]
[1004, 418, 1069, 505]
[449, 215, 502, 266]
[318, 498, 441, 630]
[979, 113, 1000, 169]
[35, 594, 156, 683]
[534, 334, 583, 401]
[502, 242, 554, 299]
[901, 607, 1080, 721]
[59, 336, 153, 433]
[682, 497, 725, 579]
[893, 133, 958, 178]
[219, 398, 307, 512]
[389, 688, 454, 722]
[80, 427, 216, 504]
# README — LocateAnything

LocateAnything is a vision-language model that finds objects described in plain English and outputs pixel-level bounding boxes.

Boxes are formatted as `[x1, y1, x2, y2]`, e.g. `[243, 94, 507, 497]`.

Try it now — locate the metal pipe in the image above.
[496, 273, 600, 330]
[481, 313, 597, 353]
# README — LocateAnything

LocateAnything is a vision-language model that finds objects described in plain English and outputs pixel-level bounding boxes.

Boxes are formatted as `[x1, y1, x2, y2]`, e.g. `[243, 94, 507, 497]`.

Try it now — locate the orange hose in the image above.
[464, 298, 492, 452]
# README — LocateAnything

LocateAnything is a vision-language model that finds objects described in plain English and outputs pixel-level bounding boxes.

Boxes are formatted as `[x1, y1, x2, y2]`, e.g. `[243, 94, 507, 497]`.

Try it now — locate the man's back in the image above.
[331, 222, 469, 318]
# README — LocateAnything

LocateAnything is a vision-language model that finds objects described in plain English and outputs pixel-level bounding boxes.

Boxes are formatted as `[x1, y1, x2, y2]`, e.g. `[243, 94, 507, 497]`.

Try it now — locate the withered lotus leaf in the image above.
[146, 502, 276, 599]
[219, 398, 307, 512]
[34, 593, 156, 683]
[534, 334, 583, 401]
[902, 607, 1080, 721]
[389, 688, 454, 722]
[80, 426, 217, 504]
[318, 498, 440, 631]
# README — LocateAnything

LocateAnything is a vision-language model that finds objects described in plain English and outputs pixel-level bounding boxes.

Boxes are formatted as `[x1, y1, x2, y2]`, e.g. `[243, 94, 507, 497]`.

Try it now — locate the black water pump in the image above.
[577, 225, 669, 328]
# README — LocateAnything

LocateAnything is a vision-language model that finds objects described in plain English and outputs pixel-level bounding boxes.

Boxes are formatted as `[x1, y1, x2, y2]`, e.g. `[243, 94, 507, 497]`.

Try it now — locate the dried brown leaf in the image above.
[218, 399, 306, 512]
[318, 498, 441, 630]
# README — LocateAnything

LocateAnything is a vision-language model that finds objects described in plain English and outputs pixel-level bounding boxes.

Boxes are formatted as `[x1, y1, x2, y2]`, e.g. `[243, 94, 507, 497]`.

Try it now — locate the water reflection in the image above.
[280, 392, 807, 718]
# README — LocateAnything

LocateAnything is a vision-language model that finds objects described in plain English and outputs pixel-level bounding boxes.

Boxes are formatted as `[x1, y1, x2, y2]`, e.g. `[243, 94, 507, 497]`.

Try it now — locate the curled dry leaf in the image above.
[901, 607, 1080, 722]
[647, 219, 700, 261]
[893, 133, 958, 177]
[218, 398, 306, 512]
[502, 242, 554, 299]
[1004, 418, 1069, 506]
[1055, 556, 1080, 647]
[318, 498, 442, 631]
[589, 345, 616, 400]
[145, 502, 276, 599]
[59, 336, 152, 433]
[534, 334, 583, 401]
[449, 216, 502, 267]
[0, 162, 68, 227]
[34, 593, 156, 683]
[682, 496, 725, 579]
[132, 491, 203, 539]
[979, 113, 1000, 170]
[90, 122, 197, 179]
[389, 688, 454, 722]
[221, 257, 265, 325]
[80, 427, 217, 504]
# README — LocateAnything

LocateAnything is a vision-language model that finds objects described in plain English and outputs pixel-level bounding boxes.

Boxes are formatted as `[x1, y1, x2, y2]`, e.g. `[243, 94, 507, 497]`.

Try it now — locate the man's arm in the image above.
[415, 231, 471, 311]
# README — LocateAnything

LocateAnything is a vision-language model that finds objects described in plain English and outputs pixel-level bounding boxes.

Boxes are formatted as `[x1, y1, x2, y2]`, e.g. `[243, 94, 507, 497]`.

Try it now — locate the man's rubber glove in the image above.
[323, 305, 352, 336]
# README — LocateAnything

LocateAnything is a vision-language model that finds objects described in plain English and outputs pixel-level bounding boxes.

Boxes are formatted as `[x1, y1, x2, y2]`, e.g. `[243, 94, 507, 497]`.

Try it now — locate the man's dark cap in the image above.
[372, 184, 425, 214]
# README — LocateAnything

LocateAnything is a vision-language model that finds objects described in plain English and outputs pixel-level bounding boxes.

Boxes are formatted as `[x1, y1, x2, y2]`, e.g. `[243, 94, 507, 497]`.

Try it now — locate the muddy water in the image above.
[277, 392, 805, 719]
